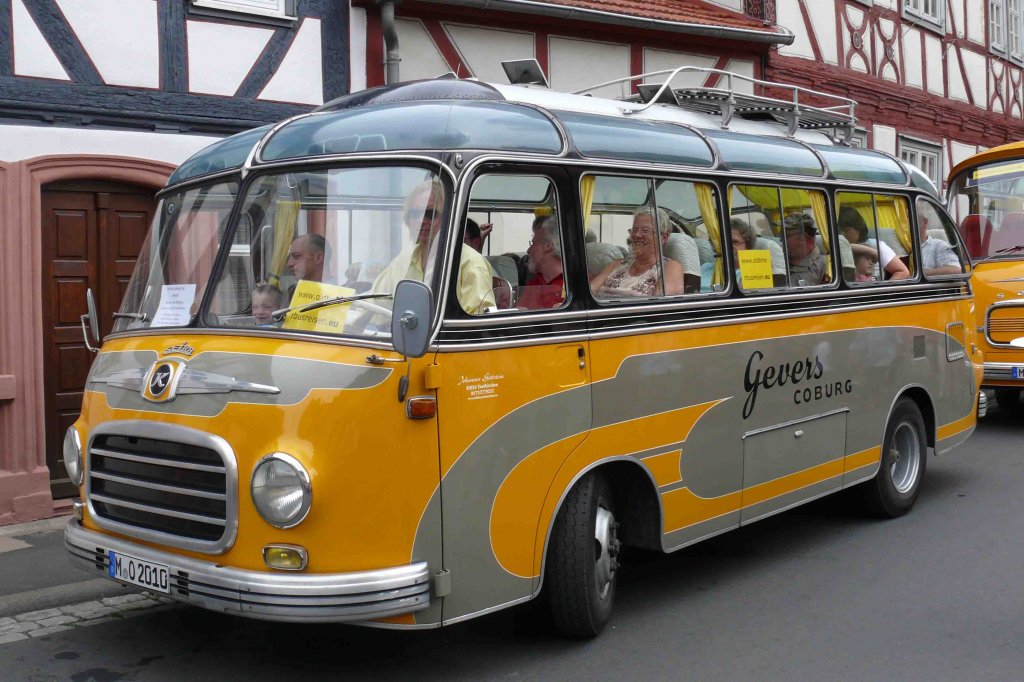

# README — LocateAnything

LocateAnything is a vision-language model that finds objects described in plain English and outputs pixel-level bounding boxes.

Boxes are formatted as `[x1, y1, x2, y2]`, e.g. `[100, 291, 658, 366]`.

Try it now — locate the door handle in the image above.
[578, 347, 586, 369]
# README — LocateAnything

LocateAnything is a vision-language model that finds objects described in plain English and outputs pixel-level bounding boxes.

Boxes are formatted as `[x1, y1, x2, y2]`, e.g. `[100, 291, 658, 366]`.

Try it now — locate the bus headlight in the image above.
[63, 427, 83, 487]
[251, 453, 311, 528]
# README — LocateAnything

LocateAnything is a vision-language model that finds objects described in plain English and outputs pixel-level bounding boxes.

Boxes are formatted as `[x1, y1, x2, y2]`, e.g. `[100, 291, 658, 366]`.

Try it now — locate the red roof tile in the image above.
[525, 0, 783, 34]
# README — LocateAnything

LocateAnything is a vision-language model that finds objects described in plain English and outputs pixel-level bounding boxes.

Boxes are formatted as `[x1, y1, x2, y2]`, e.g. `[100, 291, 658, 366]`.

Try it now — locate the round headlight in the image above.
[63, 427, 83, 487]
[251, 453, 311, 528]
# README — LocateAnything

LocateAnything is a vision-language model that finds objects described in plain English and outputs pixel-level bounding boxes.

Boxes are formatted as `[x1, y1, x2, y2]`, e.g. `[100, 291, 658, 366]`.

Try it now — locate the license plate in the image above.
[1014, 367, 1024, 380]
[108, 550, 170, 593]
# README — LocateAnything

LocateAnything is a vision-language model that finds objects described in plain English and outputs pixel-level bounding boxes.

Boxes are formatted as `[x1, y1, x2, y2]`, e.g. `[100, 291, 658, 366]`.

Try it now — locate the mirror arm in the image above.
[80, 314, 98, 353]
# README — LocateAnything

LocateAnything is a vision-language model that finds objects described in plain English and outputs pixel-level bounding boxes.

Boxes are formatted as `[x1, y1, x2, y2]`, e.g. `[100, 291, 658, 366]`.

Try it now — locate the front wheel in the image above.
[544, 471, 620, 637]
[862, 397, 927, 518]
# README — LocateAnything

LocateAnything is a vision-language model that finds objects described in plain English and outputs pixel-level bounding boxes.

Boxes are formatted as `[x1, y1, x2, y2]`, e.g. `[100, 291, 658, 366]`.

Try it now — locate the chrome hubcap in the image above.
[889, 421, 921, 494]
[594, 505, 621, 600]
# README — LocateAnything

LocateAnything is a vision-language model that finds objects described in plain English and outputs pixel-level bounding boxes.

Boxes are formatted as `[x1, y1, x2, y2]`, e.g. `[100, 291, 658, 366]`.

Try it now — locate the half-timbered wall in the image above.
[0, 0, 349, 525]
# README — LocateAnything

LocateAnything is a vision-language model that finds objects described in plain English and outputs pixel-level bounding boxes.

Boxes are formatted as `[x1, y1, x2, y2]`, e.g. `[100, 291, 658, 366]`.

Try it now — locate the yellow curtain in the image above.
[580, 176, 595, 232]
[267, 200, 300, 288]
[808, 191, 831, 280]
[695, 183, 723, 286]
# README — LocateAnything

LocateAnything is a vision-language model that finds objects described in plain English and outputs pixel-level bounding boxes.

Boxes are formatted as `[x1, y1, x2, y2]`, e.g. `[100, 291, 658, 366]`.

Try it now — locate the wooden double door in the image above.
[41, 181, 155, 498]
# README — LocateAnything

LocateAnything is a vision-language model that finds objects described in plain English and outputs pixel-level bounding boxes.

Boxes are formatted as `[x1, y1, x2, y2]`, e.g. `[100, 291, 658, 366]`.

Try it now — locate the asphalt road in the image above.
[4, 407, 1024, 681]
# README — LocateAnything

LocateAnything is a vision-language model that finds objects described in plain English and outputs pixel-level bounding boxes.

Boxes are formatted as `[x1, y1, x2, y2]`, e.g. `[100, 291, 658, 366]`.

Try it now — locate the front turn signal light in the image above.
[263, 544, 308, 571]
[406, 396, 436, 419]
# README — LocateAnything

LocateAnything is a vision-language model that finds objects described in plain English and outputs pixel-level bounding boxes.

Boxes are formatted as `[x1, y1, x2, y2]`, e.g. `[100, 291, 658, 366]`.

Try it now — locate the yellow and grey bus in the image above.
[65, 69, 982, 636]
[948, 143, 1024, 409]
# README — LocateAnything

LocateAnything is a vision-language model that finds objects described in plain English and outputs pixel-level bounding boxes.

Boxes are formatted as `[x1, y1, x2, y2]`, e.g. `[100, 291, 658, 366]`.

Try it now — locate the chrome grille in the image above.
[85, 421, 238, 554]
[987, 302, 1024, 346]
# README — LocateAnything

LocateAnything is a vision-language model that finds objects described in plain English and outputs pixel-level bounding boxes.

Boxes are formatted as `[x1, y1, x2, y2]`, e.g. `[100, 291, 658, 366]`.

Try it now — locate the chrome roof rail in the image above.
[573, 67, 857, 141]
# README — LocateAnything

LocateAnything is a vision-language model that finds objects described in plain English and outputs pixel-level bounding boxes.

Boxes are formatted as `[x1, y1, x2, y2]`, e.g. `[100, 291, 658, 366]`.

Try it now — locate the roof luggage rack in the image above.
[574, 67, 858, 143]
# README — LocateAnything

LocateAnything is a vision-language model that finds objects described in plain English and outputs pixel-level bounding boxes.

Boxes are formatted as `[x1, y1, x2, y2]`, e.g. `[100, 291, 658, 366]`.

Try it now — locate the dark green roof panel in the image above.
[260, 102, 563, 161]
[168, 125, 272, 186]
[706, 130, 823, 176]
[557, 111, 714, 167]
[813, 144, 907, 184]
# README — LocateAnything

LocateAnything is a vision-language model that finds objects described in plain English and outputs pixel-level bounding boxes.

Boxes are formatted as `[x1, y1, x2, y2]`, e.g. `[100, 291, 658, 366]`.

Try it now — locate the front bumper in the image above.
[983, 362, 1024, 385]
[65, 520, 431, 623]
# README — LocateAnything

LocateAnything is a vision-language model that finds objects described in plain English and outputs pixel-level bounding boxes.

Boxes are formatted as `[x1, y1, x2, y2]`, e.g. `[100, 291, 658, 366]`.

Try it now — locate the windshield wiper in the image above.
[113, 312, 147, 322]
[271, 292, 393, 322]
[974, 244, 1024, 265]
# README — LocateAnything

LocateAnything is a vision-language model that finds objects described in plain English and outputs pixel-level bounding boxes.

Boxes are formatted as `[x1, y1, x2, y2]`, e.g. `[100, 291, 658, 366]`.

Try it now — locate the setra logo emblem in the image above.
[142, 360, 184, 403]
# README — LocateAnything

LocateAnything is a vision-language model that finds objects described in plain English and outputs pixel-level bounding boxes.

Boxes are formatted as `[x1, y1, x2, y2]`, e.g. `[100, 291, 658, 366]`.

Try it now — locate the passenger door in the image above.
[433, 167, 591, 623]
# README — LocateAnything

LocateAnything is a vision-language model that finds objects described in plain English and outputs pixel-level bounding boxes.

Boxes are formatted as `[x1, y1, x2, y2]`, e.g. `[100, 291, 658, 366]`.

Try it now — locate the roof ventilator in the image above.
[574, 67, 857, 143]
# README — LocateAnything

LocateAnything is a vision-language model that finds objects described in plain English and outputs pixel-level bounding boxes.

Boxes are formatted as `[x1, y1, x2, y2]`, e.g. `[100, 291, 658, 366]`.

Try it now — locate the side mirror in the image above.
[391, 279, 433, 358]
[80, 288, 101, 353]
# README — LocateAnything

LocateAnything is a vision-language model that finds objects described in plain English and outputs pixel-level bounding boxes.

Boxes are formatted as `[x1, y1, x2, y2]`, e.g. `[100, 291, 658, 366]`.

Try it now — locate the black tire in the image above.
[544, 471, 620, 637]
[862, 397, 927, 518]
[994, 388, 1020, 411]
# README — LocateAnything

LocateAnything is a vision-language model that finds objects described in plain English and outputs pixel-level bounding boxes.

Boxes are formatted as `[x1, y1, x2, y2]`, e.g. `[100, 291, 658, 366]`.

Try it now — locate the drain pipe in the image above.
[379, 0, 401, 84]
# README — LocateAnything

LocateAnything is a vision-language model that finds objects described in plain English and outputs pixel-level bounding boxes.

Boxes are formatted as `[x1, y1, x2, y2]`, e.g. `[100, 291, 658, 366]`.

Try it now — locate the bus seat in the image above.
[959, 214, 992, 256]
[491, 276, 513, 310]
[876, 227, 907, 256]
[486, 255, 519, 287]
[993, 212, 1024, 252]
[586, 242, 627, 279]
[664, 233, 701, 275]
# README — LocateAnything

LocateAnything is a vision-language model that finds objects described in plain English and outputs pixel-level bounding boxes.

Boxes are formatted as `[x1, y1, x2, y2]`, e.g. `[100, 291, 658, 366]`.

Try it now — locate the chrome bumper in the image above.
[983, 362, 1024, 384]
[978, 391, 989, 419]
[65, 520, 431, 623]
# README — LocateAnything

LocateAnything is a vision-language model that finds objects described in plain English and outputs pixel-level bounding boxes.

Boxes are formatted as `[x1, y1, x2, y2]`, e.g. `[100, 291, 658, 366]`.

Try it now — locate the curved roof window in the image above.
[168, 125, 272, 186]
[705, 130, 823, 176]
[259, 101, 563, 161]
[813, 144, 907, 184]
[557, 111, 714, 167]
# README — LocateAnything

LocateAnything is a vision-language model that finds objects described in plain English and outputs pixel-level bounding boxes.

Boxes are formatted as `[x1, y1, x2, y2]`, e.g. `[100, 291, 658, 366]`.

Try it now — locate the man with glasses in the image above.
[518, 217, 565, 309]
[372, 178, 495, 314]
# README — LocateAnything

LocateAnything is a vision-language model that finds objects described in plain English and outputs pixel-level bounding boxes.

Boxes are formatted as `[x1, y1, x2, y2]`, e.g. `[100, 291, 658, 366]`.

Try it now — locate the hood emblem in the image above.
[164, 342, 195, 357]
[142, 359, 186, 403]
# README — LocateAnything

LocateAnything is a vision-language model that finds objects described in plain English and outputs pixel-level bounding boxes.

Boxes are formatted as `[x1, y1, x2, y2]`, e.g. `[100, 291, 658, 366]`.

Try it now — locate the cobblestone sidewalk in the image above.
[0, 593, 174, 644]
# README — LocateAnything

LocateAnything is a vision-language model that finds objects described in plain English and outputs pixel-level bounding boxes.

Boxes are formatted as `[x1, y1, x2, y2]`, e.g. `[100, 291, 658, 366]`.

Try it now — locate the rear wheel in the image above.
[994, 388, 1020, 411]
[545, 471, 620, 637]
[862, 397, 927, 518]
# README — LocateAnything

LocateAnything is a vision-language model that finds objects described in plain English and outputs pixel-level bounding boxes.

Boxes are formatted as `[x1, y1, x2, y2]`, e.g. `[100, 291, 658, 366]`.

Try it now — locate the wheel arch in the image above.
[893, 385, 936, 449]
[533, 457, 664, 597]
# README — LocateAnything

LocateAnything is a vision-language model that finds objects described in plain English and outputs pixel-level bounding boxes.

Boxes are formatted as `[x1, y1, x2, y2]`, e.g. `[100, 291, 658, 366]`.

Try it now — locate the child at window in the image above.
[251, 283, 284, 326]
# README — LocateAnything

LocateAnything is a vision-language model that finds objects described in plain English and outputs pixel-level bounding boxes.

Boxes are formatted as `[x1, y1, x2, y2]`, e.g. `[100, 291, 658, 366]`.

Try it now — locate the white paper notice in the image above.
[150, 284, 197, 327]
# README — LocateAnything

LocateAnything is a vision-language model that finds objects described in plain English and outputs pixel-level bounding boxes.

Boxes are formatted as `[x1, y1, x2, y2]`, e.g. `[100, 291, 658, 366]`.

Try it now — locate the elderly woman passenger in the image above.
[590, 206, 684, 298]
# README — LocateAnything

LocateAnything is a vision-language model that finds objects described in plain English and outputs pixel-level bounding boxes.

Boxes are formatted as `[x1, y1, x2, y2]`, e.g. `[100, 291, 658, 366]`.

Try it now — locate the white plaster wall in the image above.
[0, 124, 220, 164]
[777, 0, 815, 60]
[946, 46, 968, 102]
[704, 0, 744, 11]
[950, 0, 965, 40]
[925, 32, 945, 96]
[444, 23, 535, 84]
[723, 59, 755, 94]
[950, 140, 979, 171]
[187, 21, 272, 96]
[643, 49, 719, 89]
[394, 18, 450, 82]
[990, 60, 1005, 114]
[259, 18, 323, 105]
[804, 0, 838, 65]
[872, 124, 896, 155]
[902, 25, 923, 89]
[56, 0, 159, 88]
[960, 49, 987, 107]
[965, 0, 986, 44]
[12, 0, 68, 81]
[549, 36, 630, 98]
[349, 6, 367, 93]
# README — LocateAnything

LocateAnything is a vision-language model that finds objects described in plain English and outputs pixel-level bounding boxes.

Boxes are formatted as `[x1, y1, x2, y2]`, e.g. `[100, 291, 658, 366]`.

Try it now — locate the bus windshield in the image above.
[114, 179, 239, 334]
[204, 165, 447, 340]
[948, 158, 1024, 260]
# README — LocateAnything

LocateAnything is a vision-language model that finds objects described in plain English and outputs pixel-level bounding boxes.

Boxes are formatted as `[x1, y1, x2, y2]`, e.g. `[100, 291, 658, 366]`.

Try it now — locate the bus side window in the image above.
[463, 174, 568, 313]
[916, 198, 968, 278]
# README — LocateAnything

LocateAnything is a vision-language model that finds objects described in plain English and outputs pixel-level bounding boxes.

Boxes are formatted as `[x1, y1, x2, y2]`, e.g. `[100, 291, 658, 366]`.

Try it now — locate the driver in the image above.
[372, 178, 495, 314]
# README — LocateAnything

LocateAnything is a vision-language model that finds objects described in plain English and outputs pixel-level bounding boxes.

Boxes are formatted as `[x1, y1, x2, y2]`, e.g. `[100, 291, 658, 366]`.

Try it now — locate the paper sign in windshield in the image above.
[150, 284, 197, 327]
[738, 250, 773, 289]
[282, 280, 355, 333]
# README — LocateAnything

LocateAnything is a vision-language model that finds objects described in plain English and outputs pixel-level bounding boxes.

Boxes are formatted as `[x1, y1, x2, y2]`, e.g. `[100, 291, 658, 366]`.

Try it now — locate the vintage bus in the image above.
[64, 69, 983, 637]
[947, 143, 1024, 410]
